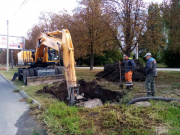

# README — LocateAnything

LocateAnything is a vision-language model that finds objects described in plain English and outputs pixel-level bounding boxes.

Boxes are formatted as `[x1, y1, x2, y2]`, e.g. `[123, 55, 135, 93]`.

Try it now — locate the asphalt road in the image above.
[156, 68, 180, 71]
[0, 75, 47, 135]
[76, 67, 180, 71]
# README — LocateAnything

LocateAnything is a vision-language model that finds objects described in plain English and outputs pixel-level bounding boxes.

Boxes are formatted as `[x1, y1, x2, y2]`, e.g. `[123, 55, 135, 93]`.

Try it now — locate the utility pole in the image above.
[135, 34, 138, 59]
[11, 49, 13, 69]
[7, 20, 9, 71]
[135, 43, 138, 59]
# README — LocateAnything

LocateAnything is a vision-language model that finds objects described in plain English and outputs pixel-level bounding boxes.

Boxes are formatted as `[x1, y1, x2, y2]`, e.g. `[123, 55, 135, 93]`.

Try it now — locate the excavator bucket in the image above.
[67, 86, 85, 106]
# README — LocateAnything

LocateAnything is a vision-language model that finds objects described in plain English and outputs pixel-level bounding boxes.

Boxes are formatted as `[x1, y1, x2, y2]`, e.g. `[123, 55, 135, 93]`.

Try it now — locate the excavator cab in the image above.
[47, 48, 59, 61]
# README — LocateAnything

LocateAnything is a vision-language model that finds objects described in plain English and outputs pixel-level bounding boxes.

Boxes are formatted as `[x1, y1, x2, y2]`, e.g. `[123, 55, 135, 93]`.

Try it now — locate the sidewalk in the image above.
[0, 75, 47, 135]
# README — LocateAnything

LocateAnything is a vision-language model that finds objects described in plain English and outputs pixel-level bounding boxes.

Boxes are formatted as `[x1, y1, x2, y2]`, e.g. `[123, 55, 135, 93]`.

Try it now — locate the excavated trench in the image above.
[96, 59, 145, 82]
[36, 79, 125, 104]
[36, 60, 144, 104]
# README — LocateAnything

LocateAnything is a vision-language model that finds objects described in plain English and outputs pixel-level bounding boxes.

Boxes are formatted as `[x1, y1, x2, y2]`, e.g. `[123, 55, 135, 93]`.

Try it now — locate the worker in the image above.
[48, 48, 53, 60]
[120, 54, 136, 90]
[144, 53, 157, 97]
[51, 50, 55, 60]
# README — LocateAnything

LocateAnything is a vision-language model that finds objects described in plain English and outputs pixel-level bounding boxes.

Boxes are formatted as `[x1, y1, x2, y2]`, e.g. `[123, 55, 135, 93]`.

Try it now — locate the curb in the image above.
[0, 74, 41, 109]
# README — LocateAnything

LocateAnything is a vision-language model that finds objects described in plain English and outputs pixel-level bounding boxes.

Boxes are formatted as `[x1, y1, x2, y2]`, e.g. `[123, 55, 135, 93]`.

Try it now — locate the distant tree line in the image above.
[1, 0, 180, 68]
[0, 49, 19, 65]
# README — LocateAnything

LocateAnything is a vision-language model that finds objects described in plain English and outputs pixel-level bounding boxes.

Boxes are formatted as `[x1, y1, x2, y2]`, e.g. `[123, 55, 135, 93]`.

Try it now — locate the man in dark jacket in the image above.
[144, 53, 157, 97]
[121, 54, 136, 89]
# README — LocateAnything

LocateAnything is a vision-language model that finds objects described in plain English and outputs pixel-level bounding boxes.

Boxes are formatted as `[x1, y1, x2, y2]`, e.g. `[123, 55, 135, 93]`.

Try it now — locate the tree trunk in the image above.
[90, 44, 94, 70]
[90, 53, 94, 70]
[125, 50, 131, 57]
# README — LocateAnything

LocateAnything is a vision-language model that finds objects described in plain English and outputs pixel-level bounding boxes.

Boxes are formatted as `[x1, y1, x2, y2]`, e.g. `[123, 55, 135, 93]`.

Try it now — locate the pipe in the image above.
[127, 97, 180, 105]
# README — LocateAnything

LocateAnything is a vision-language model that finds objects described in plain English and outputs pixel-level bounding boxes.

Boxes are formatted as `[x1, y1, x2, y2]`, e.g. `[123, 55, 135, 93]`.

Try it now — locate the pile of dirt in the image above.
[36, 83, 68, 102]
[96, 59, 145, 82]
[36, 79, 125, 103]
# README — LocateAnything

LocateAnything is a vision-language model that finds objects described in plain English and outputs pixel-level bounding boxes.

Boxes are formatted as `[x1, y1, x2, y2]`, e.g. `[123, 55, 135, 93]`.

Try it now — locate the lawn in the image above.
[157, 63, 167, 68]
[0, 67, 180, 135]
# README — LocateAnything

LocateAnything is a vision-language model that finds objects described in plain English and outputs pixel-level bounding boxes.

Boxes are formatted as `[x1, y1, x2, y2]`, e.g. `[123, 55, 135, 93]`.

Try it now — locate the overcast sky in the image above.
[0, 0, 163, 38]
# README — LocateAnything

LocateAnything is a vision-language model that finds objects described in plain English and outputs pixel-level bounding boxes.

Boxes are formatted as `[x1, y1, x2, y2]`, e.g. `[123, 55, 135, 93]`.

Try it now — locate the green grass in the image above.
[40, 101, 82, 135]
[32, 129, 40, 135]
[26, 97, 33, 104]
[150, 101, 180, 135]
[0, 65, 6, 68]
[159, 105, 180, 134]
[13, 89, 19, 92]
[0, 67, 18, 80]
[157, 63, 167, 68]
[76, 68, 102, 81]
[77, 101, 180, 134]
[0, 67, 180, 134]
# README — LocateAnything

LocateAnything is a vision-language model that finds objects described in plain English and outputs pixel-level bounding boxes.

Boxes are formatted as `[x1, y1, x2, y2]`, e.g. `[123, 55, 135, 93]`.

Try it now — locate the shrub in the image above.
[163, 49, 180, 68]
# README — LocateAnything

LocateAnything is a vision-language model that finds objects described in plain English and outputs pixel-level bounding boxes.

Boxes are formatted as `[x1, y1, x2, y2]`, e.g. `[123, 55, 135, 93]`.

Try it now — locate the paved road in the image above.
[0, 75, 47, 135]
[76, 67, 180, 71]
[156, 68, 180, 71]
[75, 67, 104, 69]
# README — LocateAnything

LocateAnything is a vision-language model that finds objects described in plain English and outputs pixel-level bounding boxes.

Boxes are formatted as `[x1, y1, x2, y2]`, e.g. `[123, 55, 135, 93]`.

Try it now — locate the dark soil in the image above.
[36, 83, 68, 102]
[78, 79, 125, 103]
[96, 59, 145, 82]
[36, 79, 125, 103]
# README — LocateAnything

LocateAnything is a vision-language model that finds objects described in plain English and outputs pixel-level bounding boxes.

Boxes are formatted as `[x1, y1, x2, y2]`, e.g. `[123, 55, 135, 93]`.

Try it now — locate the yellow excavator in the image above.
[13, 29, 82, 104]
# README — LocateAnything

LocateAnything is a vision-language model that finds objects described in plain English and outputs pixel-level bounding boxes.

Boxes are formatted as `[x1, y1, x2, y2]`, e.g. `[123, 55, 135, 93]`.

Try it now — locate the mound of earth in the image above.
[36, 83, 68, 102]
[96, 59, 145, 82]
[36, 79, 125, 103]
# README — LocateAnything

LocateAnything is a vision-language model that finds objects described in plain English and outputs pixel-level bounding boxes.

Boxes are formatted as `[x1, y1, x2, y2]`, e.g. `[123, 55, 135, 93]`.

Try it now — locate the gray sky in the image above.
[0, 0, 163, 38]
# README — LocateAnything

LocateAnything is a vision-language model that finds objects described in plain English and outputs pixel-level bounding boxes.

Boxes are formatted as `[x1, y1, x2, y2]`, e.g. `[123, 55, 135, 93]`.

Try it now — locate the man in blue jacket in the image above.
[144, 53, 157, 97]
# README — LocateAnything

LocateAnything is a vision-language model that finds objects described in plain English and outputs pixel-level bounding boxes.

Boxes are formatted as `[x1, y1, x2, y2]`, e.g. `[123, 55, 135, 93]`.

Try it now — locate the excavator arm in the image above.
[37, 29, 80, 104]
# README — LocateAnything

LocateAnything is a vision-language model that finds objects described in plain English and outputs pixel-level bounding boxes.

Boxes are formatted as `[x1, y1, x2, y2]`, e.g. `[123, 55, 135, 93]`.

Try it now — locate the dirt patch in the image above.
[19, 98, 26, 102]
[36, 79, 126, 103]
[154, 126, 168, 135]
[96, 59, 145, 82]
[36, 82, 68, 102]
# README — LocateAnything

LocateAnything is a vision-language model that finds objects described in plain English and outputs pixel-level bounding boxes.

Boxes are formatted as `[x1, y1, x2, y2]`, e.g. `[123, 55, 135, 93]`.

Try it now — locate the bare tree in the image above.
[102, 0, 162, 56]
[26, 24, 44, 49]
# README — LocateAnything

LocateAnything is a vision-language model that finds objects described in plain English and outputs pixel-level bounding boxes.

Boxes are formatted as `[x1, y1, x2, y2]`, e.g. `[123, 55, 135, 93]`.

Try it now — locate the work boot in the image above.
[129, 85, 133, 90]
[126, 82, 133, 90]
[126, 85, 133, 91]
[146, 92, 152, 97]
[152, 92, 156, 97]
